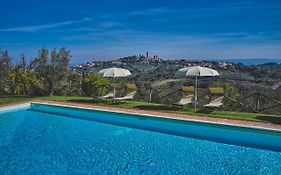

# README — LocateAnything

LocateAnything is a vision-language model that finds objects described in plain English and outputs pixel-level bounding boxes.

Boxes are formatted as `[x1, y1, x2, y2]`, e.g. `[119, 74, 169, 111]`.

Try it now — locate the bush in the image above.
[81, 73, 109, 97]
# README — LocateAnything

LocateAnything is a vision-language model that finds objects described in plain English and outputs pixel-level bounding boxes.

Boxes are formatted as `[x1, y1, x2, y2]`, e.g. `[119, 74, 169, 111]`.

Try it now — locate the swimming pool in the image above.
[0, 103, 280, 174]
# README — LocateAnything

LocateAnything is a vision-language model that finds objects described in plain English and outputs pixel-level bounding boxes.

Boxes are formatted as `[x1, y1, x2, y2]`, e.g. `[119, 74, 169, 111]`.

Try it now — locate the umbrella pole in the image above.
[113, 77, 116, 98]
[195, 76, 197, 110]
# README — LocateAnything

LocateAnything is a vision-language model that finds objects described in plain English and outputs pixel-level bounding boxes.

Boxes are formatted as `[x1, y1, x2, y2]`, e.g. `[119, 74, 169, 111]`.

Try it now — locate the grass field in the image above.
[0, 96, 36, 106]
[0, 96, 280, 124]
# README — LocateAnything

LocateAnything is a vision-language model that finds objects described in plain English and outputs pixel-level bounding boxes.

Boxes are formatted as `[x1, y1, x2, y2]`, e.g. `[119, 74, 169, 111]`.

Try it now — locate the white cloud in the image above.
[0, 17, 92, 32]
[129, 8, 172, 16]
[99, 21, 122, 29]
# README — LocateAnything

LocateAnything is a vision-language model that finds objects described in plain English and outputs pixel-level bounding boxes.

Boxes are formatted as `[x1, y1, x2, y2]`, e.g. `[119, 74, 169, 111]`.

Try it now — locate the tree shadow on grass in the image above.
[197, 108, 214, 114]
[256, 115, 281, 125]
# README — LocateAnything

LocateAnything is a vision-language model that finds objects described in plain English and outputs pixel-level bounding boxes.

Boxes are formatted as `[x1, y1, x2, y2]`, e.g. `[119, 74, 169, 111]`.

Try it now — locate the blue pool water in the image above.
[0, 104, 281, 174]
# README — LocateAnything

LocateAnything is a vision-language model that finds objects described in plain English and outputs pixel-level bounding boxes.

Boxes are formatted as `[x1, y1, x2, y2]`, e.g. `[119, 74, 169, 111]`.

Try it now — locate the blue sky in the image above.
[0, 0, 281, 63]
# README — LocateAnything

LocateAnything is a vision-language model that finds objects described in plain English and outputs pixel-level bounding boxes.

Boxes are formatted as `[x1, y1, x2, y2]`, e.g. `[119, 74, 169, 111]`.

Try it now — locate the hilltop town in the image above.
[75, 52, 233, 73]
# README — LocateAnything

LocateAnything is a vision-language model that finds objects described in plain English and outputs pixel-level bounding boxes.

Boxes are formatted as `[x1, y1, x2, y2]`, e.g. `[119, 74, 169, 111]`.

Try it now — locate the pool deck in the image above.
[1, 100, 281, 131]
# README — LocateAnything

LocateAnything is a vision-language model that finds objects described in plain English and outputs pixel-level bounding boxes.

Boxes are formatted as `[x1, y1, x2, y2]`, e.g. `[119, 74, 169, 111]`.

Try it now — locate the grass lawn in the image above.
[0, 96, 36, 106]
[0, 96, 91, 106]
[0, 96, 280, 124]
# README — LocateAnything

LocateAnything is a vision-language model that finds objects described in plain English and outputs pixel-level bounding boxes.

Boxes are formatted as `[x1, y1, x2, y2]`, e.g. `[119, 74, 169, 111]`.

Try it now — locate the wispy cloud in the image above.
[129, 8, 172, 16]
[0, 17, 92, 32]
[127, 4, 281, 18]
[99, 21, 122, 29]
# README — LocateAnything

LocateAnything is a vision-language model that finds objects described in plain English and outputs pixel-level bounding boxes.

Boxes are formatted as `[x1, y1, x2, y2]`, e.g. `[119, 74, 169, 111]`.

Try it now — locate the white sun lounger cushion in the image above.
[173, 95, 194, 106]
[204, 96, 224, 108]
[114, 91, 137, 100]
[97, 92, 115, 99]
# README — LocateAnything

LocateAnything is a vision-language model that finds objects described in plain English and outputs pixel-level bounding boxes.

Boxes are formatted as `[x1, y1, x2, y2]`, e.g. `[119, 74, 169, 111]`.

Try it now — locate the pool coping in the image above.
[0, 103, 30, 112]
[2, 100, 280, 132]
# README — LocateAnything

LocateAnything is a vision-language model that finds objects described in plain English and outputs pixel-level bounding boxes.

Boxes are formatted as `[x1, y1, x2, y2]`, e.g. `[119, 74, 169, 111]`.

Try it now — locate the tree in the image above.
[9, 54, 41, 96]
[30, 47, 71, 96]
[248, 66, 262, 82]
[81, 73, 109, 97]
[63, 71, 82, 96]
[30, 48, 49, 95]
[49, 47, 71, 95]
[0, 50, 12, 95]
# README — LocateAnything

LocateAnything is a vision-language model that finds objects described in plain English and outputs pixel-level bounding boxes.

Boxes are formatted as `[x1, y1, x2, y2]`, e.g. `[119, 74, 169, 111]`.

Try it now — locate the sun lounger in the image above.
[173, 94, 194, 106]
[203, 96, 224, 108]
[97, 91, 115, 99]
[204, 87, 224, 108]
[114, 83, 137, 101]
[173, 86, 194, 106]
[114, 91, 137, 101]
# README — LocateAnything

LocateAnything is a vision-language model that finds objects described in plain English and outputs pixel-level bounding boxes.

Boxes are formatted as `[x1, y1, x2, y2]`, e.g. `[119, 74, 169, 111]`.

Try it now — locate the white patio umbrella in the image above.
[176, 66, 219, 109]
[98, 67, 131, 98]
